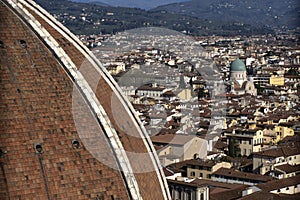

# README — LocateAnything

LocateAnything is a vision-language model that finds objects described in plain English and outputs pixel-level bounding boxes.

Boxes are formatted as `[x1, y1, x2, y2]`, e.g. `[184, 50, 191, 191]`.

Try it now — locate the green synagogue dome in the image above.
[230, 58, 246, 71]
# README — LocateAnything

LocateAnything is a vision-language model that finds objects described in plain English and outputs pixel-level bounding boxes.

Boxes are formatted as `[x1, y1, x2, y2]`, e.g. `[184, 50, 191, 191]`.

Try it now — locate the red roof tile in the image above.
[212, 168, 274, 182]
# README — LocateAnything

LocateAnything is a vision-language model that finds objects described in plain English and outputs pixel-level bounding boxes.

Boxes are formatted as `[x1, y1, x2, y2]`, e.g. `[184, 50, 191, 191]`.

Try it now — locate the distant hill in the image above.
[36, 0, 274, 36]
[152, 0, 300, 31]
[70, 0, 111, 7]
[70, 0, 190, 10]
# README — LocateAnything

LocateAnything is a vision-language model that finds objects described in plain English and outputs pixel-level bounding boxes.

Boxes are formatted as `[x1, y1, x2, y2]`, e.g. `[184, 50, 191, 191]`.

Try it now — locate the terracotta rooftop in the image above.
[151, 134, 197, 146]
[167, 159, 228, 172]
[137, 85, 166, 91]
[168, 178, 245, 192]
[212, 168, 274, 183]
[213, 139, 228, 150]
[239, 191, 300, 200]
[210, 184, 248, 200]
[275, 164, 300, 174]
[257, 175, 300, 192]
[253, 142, 300, 158]
[279, 135, 300, 144]
[180, 159, 216, 168]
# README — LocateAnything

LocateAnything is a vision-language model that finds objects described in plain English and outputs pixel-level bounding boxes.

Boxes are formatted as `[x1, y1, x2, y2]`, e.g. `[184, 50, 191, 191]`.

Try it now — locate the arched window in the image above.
[190, 171, 196, 177]
[194, 153, 199, 159]
[200, 193, 204, 200]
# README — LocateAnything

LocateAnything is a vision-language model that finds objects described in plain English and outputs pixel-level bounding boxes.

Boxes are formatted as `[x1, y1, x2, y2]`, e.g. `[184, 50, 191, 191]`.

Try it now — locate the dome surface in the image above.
[0, 0, 170, 199]
[230, 58, 246, 71]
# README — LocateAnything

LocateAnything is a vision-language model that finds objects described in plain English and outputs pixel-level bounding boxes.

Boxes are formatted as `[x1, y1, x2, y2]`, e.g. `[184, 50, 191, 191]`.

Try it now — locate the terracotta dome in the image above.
[0, 0, 170, 199]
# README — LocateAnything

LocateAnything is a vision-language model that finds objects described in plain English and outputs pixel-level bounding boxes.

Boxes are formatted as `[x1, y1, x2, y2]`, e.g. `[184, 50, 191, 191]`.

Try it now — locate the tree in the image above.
[228, 137, 241, 158]
[286, 68, 299, 76]
[255, 84, 265, 95]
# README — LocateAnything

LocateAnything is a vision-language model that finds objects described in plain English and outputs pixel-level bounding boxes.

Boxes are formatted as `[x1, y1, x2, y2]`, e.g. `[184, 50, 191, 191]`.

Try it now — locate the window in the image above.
[0, 40, 4, 48]
[186, 191, 192, 200]
[72, 139, 80, 149]
[178, 190, 182, 199]
[200, 193, 204, 200]
[190, 171, 195, 177]
[200, 173, 203, 177]
[34, 143, 43, 154]
[19, 39, 27, 48]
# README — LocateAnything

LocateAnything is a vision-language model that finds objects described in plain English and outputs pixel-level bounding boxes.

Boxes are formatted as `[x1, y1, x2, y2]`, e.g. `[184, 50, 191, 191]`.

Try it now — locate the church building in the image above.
[229, 58, 257, 96]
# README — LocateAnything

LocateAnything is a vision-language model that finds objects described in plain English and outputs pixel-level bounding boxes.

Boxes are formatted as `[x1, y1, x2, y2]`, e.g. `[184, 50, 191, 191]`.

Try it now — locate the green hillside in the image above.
[36, 0, 274, 36]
